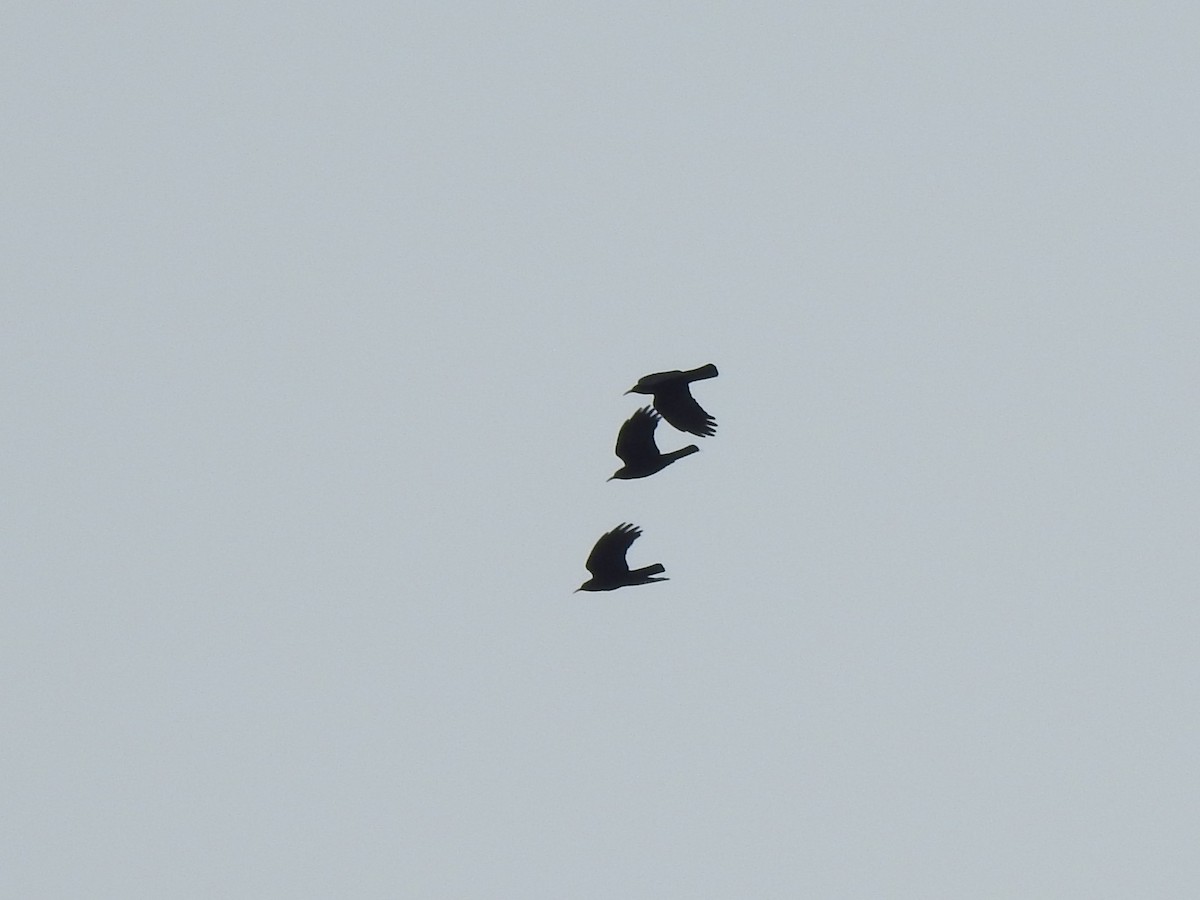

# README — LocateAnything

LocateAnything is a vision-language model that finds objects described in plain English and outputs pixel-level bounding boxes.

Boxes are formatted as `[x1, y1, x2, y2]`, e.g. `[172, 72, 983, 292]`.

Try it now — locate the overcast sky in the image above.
[4, 3, 1199, 897]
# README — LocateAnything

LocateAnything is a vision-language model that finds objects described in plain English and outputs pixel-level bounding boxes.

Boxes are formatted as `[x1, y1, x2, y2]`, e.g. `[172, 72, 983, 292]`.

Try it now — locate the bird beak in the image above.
[573, 587, 583, 593]
[624, 388, 635, 395]
[606, 475, 615, 482]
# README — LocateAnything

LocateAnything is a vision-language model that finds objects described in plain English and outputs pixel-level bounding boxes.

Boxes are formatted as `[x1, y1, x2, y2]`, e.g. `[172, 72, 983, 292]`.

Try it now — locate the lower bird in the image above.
[575, 523, 667, 592]
[626, 363, 719, 437]
[609, 407, 699, 480]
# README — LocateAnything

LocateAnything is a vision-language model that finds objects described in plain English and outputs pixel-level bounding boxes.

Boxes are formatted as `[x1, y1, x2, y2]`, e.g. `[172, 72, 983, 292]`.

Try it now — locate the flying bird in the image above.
[608, 407, 699, 481]
[626, 363, 719, 437]
[575, 523, 667, 592]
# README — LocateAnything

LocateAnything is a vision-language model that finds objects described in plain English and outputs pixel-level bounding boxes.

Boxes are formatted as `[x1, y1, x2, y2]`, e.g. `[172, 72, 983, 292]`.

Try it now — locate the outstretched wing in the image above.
[614, 407, 661, 465]
[584, 523, 640, 578]
[653, 385, 717, 437]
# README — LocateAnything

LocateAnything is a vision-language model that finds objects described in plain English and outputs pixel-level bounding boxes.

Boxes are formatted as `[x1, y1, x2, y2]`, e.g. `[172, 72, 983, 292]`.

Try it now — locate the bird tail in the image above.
[684, 363, 718, 382]
[666, 445, 700, 463]
[631, 564, 667, 583]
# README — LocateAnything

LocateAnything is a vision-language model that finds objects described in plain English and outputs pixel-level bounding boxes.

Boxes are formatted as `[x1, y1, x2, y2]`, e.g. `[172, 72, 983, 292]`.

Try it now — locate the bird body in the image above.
[627, 363, 719, 437]
[576, 523, 667, 592]
[609, 407, 699, 480]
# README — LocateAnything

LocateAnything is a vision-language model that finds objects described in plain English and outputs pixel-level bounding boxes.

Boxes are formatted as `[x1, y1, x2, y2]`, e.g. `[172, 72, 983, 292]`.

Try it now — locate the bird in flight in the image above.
[609, 407, 699, 481]
[626, 363, 719, 437]
[575, 523, 667, 592]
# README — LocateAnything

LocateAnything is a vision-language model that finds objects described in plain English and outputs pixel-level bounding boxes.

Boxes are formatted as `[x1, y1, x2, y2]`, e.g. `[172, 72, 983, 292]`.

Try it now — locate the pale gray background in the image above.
[3, 2, 1198, 897]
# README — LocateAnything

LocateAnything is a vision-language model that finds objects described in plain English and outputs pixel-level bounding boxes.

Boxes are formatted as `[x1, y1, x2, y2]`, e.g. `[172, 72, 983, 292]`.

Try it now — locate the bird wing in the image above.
[614, 407, 661, 465]
[653, 386, 717, 437]
[584, 523, 639, 577]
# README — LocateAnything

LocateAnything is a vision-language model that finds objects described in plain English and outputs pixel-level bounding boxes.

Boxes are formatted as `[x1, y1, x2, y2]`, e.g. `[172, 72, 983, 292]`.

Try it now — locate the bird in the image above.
[575, 523, 667, 592]
[626, 363, 719, 437]
[608, 407, 699, 481]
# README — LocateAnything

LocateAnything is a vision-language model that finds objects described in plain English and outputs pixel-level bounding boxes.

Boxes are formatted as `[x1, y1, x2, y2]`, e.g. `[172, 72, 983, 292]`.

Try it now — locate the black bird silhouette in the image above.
[626, 363, 719, 437]
[608, 407, 699, 481]
[575, 523, 667, 592]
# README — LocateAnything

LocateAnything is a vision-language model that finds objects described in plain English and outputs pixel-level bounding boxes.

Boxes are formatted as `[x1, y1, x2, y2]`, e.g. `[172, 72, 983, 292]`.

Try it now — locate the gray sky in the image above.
[4, 3, 1199, 897]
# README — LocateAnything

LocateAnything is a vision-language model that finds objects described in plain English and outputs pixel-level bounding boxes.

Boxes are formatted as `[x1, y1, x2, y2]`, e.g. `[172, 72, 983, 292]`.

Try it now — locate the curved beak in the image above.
[606, 475, 615, 482]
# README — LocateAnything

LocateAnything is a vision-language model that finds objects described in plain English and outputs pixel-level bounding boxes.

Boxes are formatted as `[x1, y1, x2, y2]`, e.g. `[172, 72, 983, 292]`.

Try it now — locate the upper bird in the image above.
[575, 523, 668, 592]
[626, 363, 719, 437]
[609, 407, 699, 481]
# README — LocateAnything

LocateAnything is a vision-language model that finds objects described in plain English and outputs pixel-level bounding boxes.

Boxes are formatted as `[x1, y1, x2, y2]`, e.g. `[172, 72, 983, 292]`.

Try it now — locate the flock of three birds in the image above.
[576, 363, 719, 593]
